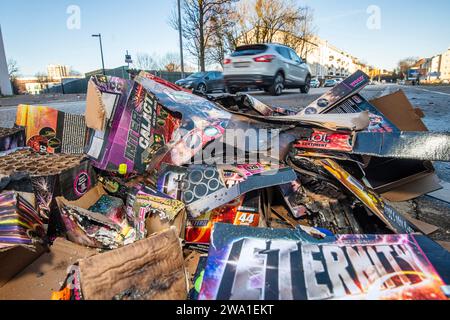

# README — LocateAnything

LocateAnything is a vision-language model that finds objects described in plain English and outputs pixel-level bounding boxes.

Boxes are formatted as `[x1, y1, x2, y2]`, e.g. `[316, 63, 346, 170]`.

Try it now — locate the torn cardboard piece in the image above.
[0, 238, 96, 300]
[0, 243, 45, 289]
[370, 90, 428, 132]
[56, 184, 135, 249]
[78, 227, 187, 300]
[126, 185, 186, 239]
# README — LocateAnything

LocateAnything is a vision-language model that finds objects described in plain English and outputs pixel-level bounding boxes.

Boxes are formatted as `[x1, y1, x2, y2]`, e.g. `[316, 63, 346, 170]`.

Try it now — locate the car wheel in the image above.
[269, 73, 284, 96]
[300, 75, 311, 94]
[227, 87, 239, 94]
[197, 83, 207, 93]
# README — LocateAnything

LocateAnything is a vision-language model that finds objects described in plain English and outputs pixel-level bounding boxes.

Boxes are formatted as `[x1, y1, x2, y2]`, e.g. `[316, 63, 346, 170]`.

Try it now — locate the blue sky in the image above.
[1, 0, 449, 76]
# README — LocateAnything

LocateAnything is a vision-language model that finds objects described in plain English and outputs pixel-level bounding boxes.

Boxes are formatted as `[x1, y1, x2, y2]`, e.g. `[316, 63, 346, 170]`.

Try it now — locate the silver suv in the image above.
[224, 43, 312, 96]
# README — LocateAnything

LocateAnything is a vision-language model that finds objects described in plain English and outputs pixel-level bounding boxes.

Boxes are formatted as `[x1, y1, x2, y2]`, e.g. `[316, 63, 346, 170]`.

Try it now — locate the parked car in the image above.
[175, 71, 225, 93]
[310, 78, 321, 88]
[324, 79, 339, 87]
[223, 43, 312, 96]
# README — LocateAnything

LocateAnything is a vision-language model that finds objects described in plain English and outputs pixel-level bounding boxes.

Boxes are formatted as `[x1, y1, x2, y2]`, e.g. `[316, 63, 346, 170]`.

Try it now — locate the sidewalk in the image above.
[0, 93, 86, 108]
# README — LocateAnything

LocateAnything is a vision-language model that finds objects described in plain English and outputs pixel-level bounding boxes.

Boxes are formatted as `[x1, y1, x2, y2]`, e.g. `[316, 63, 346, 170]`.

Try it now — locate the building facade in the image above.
[440, 48, 450, 81]
[47, 64, 70, 80]
[304, 37, 365, 80]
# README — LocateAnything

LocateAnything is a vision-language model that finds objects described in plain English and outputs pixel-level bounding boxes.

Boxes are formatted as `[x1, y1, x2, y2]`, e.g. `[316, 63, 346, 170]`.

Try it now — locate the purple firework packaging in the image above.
[84, 75, 181, 174]
[0, 127, 26, 152]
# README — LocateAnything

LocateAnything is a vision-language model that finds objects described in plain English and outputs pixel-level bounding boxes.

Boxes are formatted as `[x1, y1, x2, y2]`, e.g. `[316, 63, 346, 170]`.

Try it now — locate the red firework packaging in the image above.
[185, 191, 261, 244]
[294, 129, 354, 152]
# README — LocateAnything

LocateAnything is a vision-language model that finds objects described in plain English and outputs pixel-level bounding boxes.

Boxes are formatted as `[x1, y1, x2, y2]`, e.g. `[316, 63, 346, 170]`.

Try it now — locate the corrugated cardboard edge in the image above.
[56, 184, 107, 210]
[0, 238, 97, 300]
[436, 241, 450, 253]
[370, 90, 441, 201]
[85, 78, 106, 131]
[79, 227, 187, 300]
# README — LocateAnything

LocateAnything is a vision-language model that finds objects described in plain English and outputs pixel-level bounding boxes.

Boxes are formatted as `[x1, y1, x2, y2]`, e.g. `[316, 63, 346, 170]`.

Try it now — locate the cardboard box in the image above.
[0, 238, 97, 300]
[0, 127, 25, 152]
[85, 75, 181, 174]
[15, 105, 87, 154]
[0, 245, 45, 289]
[0, 148, 96, 229]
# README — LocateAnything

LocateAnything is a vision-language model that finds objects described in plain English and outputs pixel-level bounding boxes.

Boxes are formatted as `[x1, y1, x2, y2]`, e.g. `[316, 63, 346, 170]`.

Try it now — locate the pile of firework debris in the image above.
[0, 70, 449, 300]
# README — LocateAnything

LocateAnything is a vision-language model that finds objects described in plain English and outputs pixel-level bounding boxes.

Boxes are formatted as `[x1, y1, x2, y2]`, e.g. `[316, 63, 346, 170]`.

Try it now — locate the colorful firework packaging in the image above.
[56, 184, 135, 249]
[0, 148, 96, 223]
[199, 223, 449, 300]
[0, 127, 26, 152]
[185, 190, 261, 244]
[15, 105, 87, 154]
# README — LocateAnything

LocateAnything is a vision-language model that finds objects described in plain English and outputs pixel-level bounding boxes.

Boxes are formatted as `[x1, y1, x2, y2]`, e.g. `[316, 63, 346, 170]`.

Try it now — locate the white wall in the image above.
[0, 25, 13, 96]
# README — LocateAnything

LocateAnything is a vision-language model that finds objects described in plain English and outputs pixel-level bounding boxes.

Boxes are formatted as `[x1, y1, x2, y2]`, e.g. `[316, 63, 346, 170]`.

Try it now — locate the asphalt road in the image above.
[1, 84, 450, 241]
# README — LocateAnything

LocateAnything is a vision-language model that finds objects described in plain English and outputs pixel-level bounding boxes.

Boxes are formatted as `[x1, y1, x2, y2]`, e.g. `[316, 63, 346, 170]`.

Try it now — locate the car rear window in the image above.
[231, 45, 268, 57]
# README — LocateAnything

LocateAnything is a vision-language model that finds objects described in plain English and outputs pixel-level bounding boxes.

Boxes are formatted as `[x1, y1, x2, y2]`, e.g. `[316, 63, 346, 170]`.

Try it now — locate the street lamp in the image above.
[177, 0, 185, 78]
[92, 34, 106, 75]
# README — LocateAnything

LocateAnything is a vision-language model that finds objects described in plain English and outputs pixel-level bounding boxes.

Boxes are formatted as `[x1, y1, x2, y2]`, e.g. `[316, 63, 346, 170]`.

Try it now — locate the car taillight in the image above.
[224, 58, 231, 65]
[253, 55, 275, 63]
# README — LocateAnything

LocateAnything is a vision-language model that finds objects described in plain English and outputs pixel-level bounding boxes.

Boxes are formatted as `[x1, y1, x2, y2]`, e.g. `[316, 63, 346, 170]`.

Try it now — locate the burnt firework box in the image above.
[0, 148, 97, 231]
[0, 127, 26, 152]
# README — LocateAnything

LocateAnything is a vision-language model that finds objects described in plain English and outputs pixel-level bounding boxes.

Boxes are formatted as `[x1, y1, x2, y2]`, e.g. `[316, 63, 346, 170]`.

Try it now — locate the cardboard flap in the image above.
[370, 90, 428, 132]
[85, 79, 106, 131]
[381, 173, 442, 202]
[79, 228, 187, 300]
[56, 184, 107, 210]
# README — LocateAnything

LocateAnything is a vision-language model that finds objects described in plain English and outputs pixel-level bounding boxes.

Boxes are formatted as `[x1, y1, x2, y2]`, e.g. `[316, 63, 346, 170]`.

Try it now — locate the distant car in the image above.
[175, 71, 225, 93]
[223, 43, 312, 96]
[310, 78, 320, 88]
[324, 79, 339, 87]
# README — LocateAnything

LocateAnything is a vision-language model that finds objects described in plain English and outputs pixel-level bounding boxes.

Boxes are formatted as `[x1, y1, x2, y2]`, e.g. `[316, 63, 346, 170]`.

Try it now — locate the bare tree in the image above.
[7, 59, 20, 95]
[136, 53, 158, 71]
[221, 0, 316, 59]
[7, 59, 19, 78]
[398, 57, 418, 77]
[279, 6, 316, 60]
[170, 0, 236, 71]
